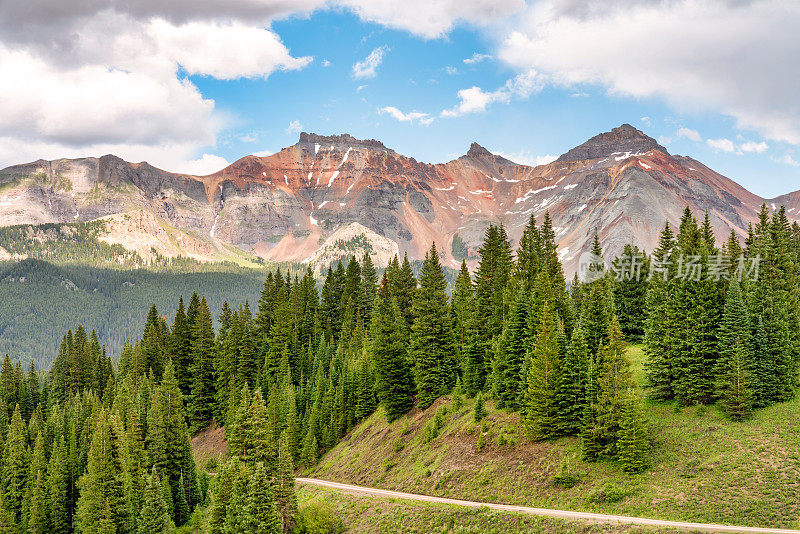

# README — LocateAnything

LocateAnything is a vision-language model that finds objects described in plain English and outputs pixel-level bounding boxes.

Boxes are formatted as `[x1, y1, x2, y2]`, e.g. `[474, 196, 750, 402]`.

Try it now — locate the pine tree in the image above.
[147, 361, 197, 525]
[593, 317, 634, 458]
[47, 436, 70, 534]
[643, 221, 676, 400]
[188, 297, 216, 433]
[410, 243, 456, 409]
[617, 394, 650, 473]
[473, 391, 487, 422]
[169, 297, 193, 396]
[555, 324, 589, 436]
[493, 287, 529, 410]
[245, 463, 280, 534]
[223, 462, 251, 534]
[274, 432, 298, 533]
[208, 459, 238, 534]
[372, 276, 415, 422]
[523, 303, 561, 440]
[719, 338, 753, 421]
[2, 405, 27, 526]
[75, 409, 131, 534]
[138, 468, 175, 534]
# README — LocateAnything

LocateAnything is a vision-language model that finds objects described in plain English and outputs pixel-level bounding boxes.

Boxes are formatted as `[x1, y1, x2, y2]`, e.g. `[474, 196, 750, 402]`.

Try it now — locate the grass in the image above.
[297, 485, 682, 534]
[310, 344, 800, 529]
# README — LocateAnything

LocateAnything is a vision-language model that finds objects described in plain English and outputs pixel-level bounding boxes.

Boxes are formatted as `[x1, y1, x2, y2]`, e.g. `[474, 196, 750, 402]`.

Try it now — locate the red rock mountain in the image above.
[0, 125, 795, 273]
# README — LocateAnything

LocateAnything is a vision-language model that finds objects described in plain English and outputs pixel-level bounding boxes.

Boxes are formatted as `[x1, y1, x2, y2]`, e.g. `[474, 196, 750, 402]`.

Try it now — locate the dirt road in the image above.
[296, 477, 800, 533]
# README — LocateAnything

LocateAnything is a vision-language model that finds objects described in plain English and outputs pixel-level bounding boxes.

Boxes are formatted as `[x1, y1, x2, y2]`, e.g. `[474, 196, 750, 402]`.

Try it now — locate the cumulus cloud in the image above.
[707, 138, 736, 153]
[181, 154, 230, 175]
[740, 140, 769, 154]
[352, 46, 389, 79]
[286, 120, 303, 134]
[497, 0, 800, 145]
[380, 106, 434, 125]
[441, 69, 542, 117]
[463, 52, 492, 64]
[338, 0, 525, 39]
[676, 127, 701, 142]
[495, 150, 557, 167]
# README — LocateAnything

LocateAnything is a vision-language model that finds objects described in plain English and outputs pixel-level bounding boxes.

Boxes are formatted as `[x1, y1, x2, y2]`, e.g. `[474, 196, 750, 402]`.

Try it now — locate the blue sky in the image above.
[1, 1, 798, 198]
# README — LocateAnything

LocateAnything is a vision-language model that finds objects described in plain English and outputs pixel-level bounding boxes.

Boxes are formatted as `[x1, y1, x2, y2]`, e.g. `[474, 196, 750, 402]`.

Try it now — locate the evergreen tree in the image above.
[138, 468, 175, 534]
[617, 394, 650, 473]
[47, 437, 70, 534]
[188, 297, 216, 433]
[523, 303, 561, 440]
[555, 324, 589, 436]
[372, 276, 415, 422]
[274, 432, 298, 533]
[2, 405, 27, 526]
[410, 244, 457, 409]
[245, 463, 280, 534]
[75, 409, 131, 534]
[719, 338, 753, 421]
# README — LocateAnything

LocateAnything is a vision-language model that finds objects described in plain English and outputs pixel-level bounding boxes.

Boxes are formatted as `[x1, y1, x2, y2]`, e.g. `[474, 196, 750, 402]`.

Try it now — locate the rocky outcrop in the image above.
[555, 124, 669, 162]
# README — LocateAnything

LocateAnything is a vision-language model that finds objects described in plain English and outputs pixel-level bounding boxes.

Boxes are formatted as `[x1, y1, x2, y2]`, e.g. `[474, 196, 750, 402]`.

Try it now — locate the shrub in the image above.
[294, 503, 346, 534]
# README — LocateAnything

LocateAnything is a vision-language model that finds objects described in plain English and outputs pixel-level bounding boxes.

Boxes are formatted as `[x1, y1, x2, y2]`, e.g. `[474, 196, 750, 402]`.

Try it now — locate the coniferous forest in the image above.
[1, 205, 799, 532]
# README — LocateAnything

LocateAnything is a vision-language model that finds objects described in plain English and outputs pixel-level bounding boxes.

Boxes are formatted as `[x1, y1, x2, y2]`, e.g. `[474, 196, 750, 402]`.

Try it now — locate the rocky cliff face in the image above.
[0, 125, 796, 273]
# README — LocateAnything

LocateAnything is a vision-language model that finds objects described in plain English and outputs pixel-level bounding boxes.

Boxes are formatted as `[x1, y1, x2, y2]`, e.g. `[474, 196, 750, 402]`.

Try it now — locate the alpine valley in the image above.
[2, 124, 796, 275]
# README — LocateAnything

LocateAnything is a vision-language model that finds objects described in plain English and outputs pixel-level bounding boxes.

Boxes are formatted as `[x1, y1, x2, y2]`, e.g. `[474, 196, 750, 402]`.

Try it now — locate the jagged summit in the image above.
[556, 123, 669, 163]
[297, 132, 391, 152]
[466, 142, 493, 158]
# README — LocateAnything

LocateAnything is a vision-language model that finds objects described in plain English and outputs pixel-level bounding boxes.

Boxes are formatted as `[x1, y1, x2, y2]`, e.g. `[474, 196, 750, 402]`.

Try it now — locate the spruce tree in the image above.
[410, 243, 456, 409]
[138, 468, 175, 534]
[372, 276, 415, 422]
[188, 297, 216, 433]
[555, 324, 589, 436]
[274, 432, 298, 533]
[719, 338, 753, 421]
[594, 317, 635, 457]
[245, 463, 280, 534]
[2, 405, 27, 526]
[523, 303, 561, 440]
[47, 436, 70, 534]
[617, 394, 650, 473]
[75, 409, 131, 534]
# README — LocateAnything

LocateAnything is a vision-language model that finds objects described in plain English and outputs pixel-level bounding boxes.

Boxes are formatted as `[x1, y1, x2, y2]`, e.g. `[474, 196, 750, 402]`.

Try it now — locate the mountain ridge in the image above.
[1, 125, 796, 274]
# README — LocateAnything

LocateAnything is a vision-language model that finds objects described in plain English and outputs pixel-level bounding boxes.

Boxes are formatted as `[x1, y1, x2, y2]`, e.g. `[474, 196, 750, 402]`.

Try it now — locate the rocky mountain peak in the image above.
[466, 142, 493, 158]
[297, 132, 391, 152]
[555, 123, 669, 163]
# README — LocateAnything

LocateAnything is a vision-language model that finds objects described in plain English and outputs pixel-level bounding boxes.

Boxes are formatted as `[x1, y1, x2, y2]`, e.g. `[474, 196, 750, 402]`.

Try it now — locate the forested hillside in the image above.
[0, 204, 799, 532]
[0, 259, 269, 367]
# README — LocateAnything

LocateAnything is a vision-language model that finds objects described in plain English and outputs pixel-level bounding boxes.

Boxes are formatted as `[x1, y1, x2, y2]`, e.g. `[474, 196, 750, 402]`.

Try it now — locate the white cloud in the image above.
[441, 69, 542, 117]
[380, 106, 434, 125]
[776, 153, 799, 167]
[182, 154, 230, 175]
[352, 46, 389, 79]
[463, 52, 492, 64]
[0, 44, 219, 148]
[707, 138, 736, 153]
[640, 116, 651, 126]
[151, 19, 312, 80]
[740, 140, 769, 154]
[253, 149, 274, 157]
[445, 66, 459, 75]
[356, 85, 368, 92]
[495, 150, 556, 167]
[338, 0, 525, 39]
[286, 120, 303, 135]
[322, 59, 331, 67]
[677, 127, 701, 142]
[497, 0, 800, 146]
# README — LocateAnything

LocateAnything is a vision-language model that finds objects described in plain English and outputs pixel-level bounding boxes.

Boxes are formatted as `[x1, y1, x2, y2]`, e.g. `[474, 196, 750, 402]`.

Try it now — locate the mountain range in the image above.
[1, 124, 797, 273]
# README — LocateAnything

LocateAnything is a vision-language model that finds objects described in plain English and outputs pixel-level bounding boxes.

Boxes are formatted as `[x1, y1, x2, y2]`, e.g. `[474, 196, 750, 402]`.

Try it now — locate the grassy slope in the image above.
[297, 485, 682, 534]
[309, 345, 800, 529]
